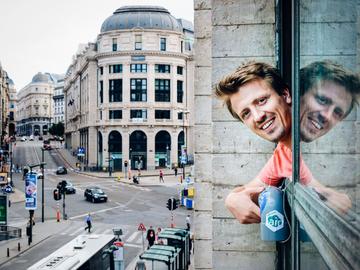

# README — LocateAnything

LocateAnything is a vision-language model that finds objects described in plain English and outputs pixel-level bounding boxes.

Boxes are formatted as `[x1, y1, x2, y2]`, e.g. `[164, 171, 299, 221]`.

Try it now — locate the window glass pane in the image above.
[298, 1, 359, 268]
[130, 79, 147, 101]
[155, 79, 170, 102]
[109, 79, 122, 102]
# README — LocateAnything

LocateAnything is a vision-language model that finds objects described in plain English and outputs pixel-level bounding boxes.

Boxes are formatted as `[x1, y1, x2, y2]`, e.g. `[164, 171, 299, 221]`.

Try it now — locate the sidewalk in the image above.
[55, 147, 192, 187]
[0, 219, 72, 267]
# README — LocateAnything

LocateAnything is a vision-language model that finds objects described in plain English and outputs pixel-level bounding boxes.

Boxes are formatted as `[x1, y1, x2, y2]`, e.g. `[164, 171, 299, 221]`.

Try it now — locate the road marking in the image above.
[69, 205, 124, 220]
[126, 231, 140, 243]
[69, 226, 85, 236]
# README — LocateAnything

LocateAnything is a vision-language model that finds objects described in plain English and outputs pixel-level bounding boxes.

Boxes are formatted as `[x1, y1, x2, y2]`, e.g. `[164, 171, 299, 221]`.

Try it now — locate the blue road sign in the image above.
[77, 147, 85, 157]
[25, 173, 37, 210]
[5, 185, 12, 193]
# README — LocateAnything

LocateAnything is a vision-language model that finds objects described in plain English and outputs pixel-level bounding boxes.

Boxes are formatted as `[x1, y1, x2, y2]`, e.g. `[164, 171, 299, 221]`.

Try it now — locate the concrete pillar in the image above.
[102, 129, 109, 169]
[171, 129, 179, 167]
[122, 128, 130, 164]
[147, 129, 155, 170]
[87, 127, 97, 166]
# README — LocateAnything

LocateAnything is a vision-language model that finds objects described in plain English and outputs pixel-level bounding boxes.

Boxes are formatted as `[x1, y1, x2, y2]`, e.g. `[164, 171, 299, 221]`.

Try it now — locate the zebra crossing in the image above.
[58, 221, 144, 247]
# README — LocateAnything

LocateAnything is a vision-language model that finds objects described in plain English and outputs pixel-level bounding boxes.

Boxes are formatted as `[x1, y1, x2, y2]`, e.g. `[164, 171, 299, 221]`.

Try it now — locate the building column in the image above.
[171, 129, 179, 167]
[87, 127, 97, 167]
[102, 129, 109, 170]
[122, 128, 130, 164]
[147, 129, 155, 170]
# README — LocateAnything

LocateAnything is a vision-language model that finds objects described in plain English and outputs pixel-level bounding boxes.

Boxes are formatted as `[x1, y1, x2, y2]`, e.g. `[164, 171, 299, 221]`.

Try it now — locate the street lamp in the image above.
[181, 110, 190, 179]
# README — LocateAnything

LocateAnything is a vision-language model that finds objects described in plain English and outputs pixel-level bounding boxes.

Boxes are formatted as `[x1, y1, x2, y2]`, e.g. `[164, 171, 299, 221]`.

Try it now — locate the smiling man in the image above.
[300, 61, 359, 142]
[215, 61, 356, 224]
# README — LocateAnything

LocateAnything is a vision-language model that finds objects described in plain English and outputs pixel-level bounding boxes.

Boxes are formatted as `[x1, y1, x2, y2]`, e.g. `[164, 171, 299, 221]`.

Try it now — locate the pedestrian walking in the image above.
[186, 215, 191, 231]
[146, 226, 156, 248]
[84, 213, 92, 233]
[174, 166, 178, 176]
[159, 170, 164, 183]
[155, 227, 163, 245]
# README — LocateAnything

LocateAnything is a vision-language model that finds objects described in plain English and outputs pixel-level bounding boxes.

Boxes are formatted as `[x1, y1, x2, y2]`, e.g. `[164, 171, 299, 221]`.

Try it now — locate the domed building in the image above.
[16, 72, 64, 136]
[64, 5, 194, 171]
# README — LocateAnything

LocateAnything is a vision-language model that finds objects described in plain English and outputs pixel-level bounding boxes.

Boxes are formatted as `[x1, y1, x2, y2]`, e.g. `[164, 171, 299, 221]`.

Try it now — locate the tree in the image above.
[49, 122, 64, 137]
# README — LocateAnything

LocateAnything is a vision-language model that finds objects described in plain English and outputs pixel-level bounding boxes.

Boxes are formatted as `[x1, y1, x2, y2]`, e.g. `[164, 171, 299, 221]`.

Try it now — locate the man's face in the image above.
[300, 81, 352, 142]
[229, 79, 292, 143]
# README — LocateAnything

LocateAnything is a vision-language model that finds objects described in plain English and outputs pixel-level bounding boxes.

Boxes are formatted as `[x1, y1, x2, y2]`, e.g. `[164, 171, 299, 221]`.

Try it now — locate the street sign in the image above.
[4, 185, 12, 193]
[138, 223, 146, 231]
[25, 173, 37, 210]
[77, 147, 85, 157]
[0, 195, 7, 225]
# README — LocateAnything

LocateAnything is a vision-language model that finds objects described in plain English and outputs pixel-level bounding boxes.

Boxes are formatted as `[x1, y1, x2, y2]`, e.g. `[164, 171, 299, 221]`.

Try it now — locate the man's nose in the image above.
[318, 108, 332, 124]
[253, 109, 266, 123]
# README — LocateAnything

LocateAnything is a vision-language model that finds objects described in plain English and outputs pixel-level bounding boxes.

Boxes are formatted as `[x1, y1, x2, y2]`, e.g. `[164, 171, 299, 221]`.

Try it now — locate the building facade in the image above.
[64, 6, 194, 171]
[53, 77, 65, 124]
[7, 78, 16, 136]
[17, 73, 55, 136]
[194, 0, 359, 269]
[0, 63, 11, 148]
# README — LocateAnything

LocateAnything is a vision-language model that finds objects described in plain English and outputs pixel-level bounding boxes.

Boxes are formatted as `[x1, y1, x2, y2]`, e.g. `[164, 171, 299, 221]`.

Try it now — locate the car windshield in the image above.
[93, 189, 104, 194]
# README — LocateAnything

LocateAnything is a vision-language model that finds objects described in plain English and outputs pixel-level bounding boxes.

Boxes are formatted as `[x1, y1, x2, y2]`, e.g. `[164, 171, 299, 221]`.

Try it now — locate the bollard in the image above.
[56, 209, 60, 222]
[8, 200, 11, 208]
[18, 242, 21, 251]
[7, 248, 9, 257]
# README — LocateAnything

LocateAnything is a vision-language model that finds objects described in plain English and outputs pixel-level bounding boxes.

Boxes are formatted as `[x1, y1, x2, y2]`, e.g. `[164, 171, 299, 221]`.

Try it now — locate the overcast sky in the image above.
[0, 0, 194, 90]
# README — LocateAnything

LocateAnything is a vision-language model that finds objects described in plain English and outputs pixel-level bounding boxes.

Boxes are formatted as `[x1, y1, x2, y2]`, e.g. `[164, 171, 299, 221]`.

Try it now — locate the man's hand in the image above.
[225, 186, 265, 224]
[313, 187, 352, 215]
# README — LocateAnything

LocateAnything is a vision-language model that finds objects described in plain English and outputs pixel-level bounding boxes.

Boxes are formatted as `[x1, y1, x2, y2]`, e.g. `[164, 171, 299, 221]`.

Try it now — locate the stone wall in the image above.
[194, 0, 359, 269]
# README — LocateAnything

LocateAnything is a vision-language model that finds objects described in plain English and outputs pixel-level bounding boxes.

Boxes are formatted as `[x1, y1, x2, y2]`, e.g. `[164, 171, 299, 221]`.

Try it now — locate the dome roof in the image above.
[32, 72, 50, 83]
[7, 78, 14, 86]
[100, 6, 183, 33]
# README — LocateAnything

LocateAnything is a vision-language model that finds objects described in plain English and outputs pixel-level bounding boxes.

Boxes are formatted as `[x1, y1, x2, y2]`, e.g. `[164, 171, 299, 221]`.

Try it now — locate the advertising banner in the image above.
[0, 195, 7, 225]
[25, 173, 37, 210]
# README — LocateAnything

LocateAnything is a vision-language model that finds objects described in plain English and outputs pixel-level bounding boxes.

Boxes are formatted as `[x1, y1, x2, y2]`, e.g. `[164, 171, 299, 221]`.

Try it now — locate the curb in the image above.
[0, 234, 53, 267]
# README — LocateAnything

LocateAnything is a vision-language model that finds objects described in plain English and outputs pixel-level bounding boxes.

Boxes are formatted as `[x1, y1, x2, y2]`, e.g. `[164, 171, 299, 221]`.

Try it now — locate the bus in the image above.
[28, 234, 115, 270]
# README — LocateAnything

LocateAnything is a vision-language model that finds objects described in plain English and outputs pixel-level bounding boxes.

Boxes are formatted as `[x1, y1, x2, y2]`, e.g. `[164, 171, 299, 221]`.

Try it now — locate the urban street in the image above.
[0, 138, 191, 269]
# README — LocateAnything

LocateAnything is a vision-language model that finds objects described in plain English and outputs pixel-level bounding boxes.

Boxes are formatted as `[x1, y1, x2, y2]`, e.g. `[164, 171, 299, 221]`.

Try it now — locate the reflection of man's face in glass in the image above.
[300, 81, 352, 142]
[229, 79, 292, 143]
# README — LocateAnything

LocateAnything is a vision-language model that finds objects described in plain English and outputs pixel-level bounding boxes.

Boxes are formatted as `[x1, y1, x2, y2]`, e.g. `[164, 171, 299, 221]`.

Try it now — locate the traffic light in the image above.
[166, 198, 173, 211]
[23, 167, 29, 177]
[60, 180, 67, 194]
[172, 198, 179, 210]
[53, 189, 61, 200]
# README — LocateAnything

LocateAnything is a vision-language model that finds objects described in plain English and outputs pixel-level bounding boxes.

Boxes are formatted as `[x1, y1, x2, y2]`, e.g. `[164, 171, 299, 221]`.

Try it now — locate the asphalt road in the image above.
[1, 139, 190, 269]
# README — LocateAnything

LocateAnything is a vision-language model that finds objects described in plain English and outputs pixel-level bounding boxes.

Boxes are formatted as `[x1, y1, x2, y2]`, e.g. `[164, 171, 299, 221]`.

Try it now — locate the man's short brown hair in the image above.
[215, 62, 289, 120]
[300, 60, 360, 116]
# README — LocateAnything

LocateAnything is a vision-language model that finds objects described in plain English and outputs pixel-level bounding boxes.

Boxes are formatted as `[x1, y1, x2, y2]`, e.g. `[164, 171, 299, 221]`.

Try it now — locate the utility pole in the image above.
[41, 147, 45, 223]
[9, 141, 13, 187]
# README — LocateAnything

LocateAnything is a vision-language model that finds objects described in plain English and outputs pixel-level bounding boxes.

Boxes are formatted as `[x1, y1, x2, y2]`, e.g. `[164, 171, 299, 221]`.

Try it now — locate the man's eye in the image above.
[316, 95, 330, 105]
[334, 108, 344, 119]
[241, 110, 250, 119]
[258, 98, 267, 105]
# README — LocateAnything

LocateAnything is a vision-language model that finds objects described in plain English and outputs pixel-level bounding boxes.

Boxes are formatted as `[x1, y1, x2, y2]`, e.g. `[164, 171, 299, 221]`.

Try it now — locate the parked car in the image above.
[21, 137, 27, 142]
[56, 166, 67, 175]
[29, 135, 34, 141]
[84, 187, 108, 203]
[56, 180, 76, 194]
[36, 171, 44, 179]
[38, 136, 43, 141]
[43, 144, 52, 150]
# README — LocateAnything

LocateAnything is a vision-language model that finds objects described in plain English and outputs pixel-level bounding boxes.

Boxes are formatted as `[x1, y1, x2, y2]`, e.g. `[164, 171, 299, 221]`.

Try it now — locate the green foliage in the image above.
[49, 122, 64, 136]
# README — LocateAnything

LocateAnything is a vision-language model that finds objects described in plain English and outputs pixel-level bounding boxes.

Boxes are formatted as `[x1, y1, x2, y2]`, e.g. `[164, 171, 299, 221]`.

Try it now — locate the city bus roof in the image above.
[27, 234, 115, 270]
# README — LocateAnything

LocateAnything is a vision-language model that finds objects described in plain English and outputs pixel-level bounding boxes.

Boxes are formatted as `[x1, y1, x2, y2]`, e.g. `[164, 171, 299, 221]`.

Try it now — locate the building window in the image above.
[109, 110, 122, 119]
[99, 81, 103, 103]
[130, 79, 147, 101]
[100, 111, 102, 120]
[112, 38, 117, 51]
[160, 37, 166, 51]
[109, 64, 122, 74]
[155, 110, 170, 119]
[155, 79, 170, 102]
[178, 112, 183, 120]
[109, 79, 122, 102]
[135, 35, 142, 50]
[130, 109, 147, 119]
[177, 66, 183, 75]
[181, 41, 183, 53]
[177, 81, 184, 103]
[155, 64, 170, 73]
[130, 64, 147, 73]
[99, 67, 103, 75]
